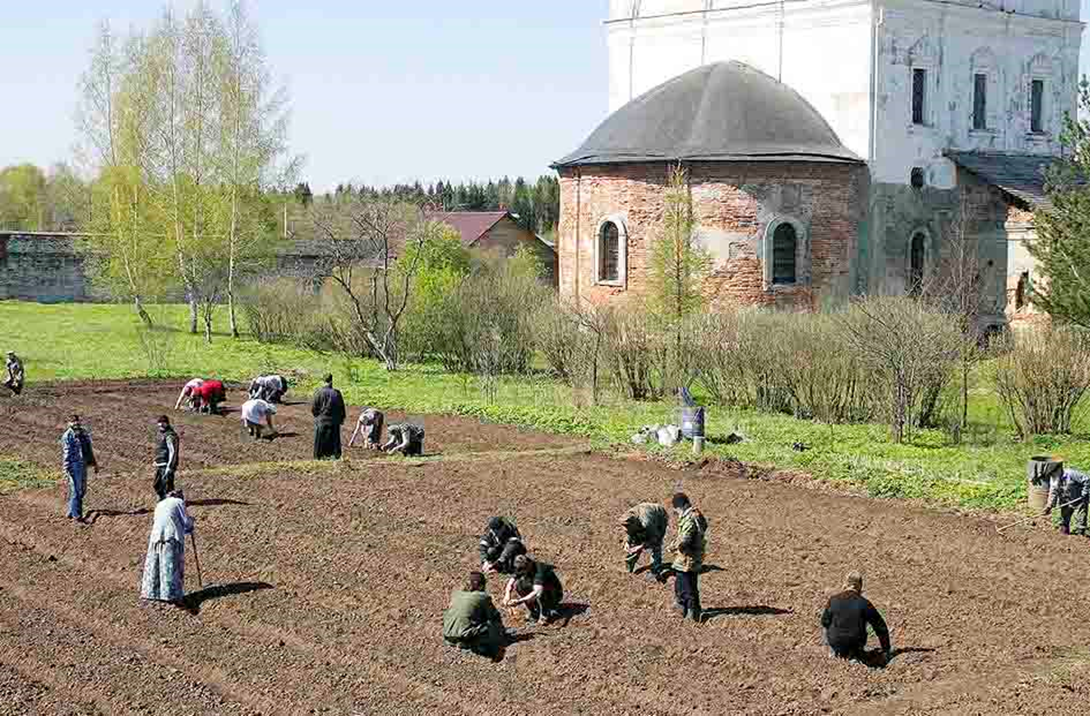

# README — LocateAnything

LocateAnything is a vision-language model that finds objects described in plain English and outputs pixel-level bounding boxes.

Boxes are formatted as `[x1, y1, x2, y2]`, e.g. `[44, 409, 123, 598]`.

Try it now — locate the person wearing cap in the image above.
[1043, 460, 1090, 536]
[241, 397, 278, 440]
[821, 572, 892, 663]
[348, 407, 385, 450]
[311, 373, 346, 459]
[503, 554, 564, 625]
[666, 492, 708, 623]
[174, 378, 204, 411]
[152, 416, 180, 501]
[4, 351, 24, 396]
[620, 502, 669, 574]
[60, 414, 98, 521]
[443, 571, 507, 658]
[140, 488, 194, 605]
[479, 517, 526, 575]
[382, 423, 425, 457]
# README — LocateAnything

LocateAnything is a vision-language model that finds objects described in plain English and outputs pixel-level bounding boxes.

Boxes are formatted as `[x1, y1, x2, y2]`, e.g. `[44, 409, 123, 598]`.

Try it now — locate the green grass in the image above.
[4, 300, 1089, 512]
[0, 456, 55, 494]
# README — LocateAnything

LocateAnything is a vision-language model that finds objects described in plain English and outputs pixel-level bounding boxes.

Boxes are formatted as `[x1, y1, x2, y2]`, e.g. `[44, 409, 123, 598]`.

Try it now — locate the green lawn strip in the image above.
[4, 300, 1089, 512]
[0, 456, 56, 495]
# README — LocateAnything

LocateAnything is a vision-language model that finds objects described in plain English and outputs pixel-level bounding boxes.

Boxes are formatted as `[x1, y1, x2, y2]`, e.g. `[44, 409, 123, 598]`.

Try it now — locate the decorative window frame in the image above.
[907, 35, 938, 130]
[1027, 53, 1053, 138]
[593, 213, 628, 288]
[969, 47, 999, 134]
[762, 215, 809, 291]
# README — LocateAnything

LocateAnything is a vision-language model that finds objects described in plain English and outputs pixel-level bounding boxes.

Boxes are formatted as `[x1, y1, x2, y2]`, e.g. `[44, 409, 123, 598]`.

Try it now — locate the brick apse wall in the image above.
[557, 161, 869, 309]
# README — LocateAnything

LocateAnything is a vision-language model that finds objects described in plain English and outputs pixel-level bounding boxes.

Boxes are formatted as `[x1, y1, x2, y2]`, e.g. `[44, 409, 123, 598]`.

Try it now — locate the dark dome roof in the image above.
[553, 62, 862, 168]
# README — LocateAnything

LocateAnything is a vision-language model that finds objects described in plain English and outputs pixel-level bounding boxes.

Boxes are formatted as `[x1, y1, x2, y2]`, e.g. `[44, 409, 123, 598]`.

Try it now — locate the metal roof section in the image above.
[946, 151, 1066, 209]
[553, 61, 863, 168]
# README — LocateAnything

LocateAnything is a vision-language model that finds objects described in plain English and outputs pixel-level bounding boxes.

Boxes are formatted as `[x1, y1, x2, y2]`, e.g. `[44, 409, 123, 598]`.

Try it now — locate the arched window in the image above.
[909, 232, 926, 296]
[1015, 271, 1030, 310]
[771, 223, 797, 285]
[598, 221, 621, 283]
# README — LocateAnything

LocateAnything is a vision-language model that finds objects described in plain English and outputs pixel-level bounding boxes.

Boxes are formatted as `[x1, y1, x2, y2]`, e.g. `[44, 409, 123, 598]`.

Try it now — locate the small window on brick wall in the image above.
[597, 220, 622, 284]
[772, 223, 797, 285]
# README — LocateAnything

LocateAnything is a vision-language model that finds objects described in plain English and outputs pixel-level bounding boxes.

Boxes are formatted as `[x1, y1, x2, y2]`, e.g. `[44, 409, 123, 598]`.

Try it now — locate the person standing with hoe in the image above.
[311, 374, 346, 460]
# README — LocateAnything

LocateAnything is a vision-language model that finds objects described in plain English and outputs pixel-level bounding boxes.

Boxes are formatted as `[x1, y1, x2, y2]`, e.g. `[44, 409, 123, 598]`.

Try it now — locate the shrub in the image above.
[602, 302, 669, 401]
[240, 278, 331, 351]
[534, 298, 586, 381]
[994, 325, 1090, 438]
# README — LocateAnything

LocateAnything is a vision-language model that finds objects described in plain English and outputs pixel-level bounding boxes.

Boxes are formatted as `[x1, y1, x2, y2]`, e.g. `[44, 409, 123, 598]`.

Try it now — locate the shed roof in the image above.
[426, 211, 510, 247]
[946, 151, 1064, 209]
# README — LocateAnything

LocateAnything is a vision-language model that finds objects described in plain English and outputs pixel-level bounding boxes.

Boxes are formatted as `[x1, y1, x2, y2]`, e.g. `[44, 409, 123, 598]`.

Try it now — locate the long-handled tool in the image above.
[997, 496, 1084, 533]
[189, 530, 204, 588]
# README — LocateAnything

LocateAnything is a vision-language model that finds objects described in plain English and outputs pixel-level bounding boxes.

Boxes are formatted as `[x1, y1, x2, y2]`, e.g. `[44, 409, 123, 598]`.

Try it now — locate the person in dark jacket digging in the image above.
[620, 502, 669, 574]
[821, 571, 892, 663]
[311, 374, 346, 459]
[479, 517, 526, 575]
[152, 415, 180, 501]
[442, 571, 506, 658]
[503, 554, 564, 625]
[1042, 463, 1090, 536]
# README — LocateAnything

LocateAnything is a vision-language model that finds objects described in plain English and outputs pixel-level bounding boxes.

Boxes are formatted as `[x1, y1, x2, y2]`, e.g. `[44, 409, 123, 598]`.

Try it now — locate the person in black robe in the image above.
[311, 373, 346, 459]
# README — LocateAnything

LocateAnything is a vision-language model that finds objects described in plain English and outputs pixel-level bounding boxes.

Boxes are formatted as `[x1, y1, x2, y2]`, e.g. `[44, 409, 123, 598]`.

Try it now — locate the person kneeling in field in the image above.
[241, 397, 278, 440]
[1042, 461, 1090, 536]
[195, 379, 226, 415]
[620, 502, 668, 574]
[479, 516, 526, 575]
[174, 378, 204, 411]
[821, 571, 891, 664]
[348, 408, 384, 450]
[382, 423, 425, 456]
[443, 571, 507, 658]
[504, 555, 563, 625]
[249, 374, 288, 404]
[4, 351, 25, 396]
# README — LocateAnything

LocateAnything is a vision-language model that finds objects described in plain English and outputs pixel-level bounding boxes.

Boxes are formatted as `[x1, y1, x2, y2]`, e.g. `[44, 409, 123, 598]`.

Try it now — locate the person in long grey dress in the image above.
[140, 489, 194, 604]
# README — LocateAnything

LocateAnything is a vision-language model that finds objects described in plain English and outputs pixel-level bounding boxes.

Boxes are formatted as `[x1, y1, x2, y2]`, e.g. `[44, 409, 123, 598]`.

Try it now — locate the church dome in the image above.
[554, 61, 862, 168]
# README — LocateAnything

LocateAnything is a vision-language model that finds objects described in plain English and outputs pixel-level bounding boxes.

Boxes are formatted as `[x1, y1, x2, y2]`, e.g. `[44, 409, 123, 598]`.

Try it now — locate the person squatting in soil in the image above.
[443, 571, 507, 658]
[195, 379, 226, 415]
[249, 374, 288, 404]
[504, 554, 564, 624]
[241, 397, 278, 440]
[311, 374, 346, 460]
[140, 488, 194, 605]
[60, 414, 97, 521]
[174, 378, 204, 411]
[620, 502, 669, 574]
[1043, 463, 1090, 536]
[479, 517, 526, 575]
[348, 408, 384, 450]
[382, 423, 425, 457]
[4, 351, 25, 396]
[660, 492, 707, 623]
[821, 571, 891, 663]
[153, 416, 180, 501]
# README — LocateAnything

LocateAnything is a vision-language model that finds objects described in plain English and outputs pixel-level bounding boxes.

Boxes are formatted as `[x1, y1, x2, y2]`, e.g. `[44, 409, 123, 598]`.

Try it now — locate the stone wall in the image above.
[557, 161, 868, 309]
[0, 234, 95, 303]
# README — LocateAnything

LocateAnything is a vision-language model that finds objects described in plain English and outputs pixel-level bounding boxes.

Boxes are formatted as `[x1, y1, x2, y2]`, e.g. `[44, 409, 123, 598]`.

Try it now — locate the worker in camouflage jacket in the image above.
[620, 502, 668, 574]
[668, 492, 708, 623]
[1043, 464, 1090, 536]
[442, 571, 506, 658]
[4, 351, 25, 396]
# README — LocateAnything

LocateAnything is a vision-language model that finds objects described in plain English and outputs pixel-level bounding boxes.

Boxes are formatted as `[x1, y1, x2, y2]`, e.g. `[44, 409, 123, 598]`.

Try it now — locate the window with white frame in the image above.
[763, 217, 806, 289]
[912, 68, 927, 125]
[970, 48, 997, 132]
[595, 217, 626, 285]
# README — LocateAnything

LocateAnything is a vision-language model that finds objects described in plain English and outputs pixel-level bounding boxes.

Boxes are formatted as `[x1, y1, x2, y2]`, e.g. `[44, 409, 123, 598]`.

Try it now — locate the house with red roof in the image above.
[426, 210, 557, 287]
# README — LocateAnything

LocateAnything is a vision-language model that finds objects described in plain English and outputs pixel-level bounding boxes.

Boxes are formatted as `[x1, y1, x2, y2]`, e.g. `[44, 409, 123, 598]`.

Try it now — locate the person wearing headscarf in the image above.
[60, 414, 97, 521]
[140, 489, 194, 605]
[241, 397, 278, 440]
[479, 517, 526, 575]
[194, 379, 226, 415]
[249, 375, 289, 403]
[174, 378, 204, 411]
[382, 423, 425, 457]
[348, 408, 385, 450]
[620, 502, 669, 574]
[4, 351, 25, 396]
[443, 571, 506, 658]
[311, 374, 346, 459]
[821, 571, 891, 663]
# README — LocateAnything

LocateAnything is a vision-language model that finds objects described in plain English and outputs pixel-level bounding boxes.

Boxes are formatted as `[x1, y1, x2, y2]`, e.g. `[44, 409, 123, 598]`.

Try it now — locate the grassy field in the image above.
[3, 300, 1089, 512]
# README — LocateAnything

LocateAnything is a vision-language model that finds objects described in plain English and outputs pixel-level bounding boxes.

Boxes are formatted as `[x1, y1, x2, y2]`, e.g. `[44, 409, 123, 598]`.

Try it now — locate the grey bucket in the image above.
[1027, 455, 1062, 511]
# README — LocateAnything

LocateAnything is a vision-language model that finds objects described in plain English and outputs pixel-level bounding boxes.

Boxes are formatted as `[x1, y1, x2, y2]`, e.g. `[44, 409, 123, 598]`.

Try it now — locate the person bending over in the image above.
[382, 423, 425, 457]
[821, 571, 892, 663]
[504, 554, 563, 625]
[479, 517, 526, 575]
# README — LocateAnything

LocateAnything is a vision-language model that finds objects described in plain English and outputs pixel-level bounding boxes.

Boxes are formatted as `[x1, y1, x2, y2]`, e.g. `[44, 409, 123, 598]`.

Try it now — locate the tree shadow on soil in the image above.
[701, 606, 792, 622]
[84, 507, 152, 524]
[860, 646, 937, 669]
[181, 581, 273, 615]
[188, 498, 250, 507]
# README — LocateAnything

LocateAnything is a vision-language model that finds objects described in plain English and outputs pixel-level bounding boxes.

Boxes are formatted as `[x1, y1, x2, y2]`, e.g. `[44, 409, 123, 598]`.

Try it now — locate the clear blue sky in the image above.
[1, 2, 1087, 193]
[0, 1, 608, 192]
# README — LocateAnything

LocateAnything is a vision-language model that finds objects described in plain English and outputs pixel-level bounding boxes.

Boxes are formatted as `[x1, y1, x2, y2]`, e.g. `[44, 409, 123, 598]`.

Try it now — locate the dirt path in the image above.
[1, 381, 1089, 714]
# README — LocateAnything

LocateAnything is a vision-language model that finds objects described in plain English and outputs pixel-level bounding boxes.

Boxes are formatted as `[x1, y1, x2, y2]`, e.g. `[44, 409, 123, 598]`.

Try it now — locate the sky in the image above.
[1, 2, 1088, 193]
[0, 1, 608, 193]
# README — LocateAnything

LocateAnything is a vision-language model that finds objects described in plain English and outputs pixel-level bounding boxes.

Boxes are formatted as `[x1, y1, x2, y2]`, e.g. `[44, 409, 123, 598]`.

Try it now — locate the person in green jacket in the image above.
[442, 571, 506, 658]
[669, 492, 708, 623]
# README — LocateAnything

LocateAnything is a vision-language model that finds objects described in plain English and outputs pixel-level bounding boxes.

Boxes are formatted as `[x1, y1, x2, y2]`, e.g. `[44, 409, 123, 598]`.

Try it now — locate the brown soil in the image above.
[2, 381, 1090, 715]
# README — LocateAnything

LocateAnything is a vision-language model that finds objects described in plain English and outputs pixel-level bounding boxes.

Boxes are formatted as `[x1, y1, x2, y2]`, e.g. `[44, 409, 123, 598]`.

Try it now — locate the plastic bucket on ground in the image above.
[1027, 456, 1061, 512]
[679, 405, 705, 440]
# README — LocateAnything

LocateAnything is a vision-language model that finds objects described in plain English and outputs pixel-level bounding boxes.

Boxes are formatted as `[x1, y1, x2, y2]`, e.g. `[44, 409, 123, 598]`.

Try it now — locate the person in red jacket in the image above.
[195, 379, 226, 415]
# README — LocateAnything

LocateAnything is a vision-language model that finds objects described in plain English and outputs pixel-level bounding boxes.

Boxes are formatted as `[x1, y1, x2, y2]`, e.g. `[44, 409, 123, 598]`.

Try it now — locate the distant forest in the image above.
[293, 175, 561, 237]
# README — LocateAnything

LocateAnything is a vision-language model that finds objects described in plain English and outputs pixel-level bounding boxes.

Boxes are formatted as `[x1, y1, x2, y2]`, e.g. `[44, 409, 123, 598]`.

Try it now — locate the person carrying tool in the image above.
[479, 517, 526, 575]
[174, 378, 204, 411]
[620, 502, 669, 574]
[194, 379, 226, 415]
[443, 571, 507, 658]
[152, 415, 180, 501]
[60, 414, 98, 521]
[241, 397, 278, 440]
[4, 351, 25, 396]
[140, 488, 195, 605]
[382, 423, 425, 457]
[1043, 462, 1090, 536]
[503, 554, 564, 625]
[821, 571, 892, 663]
[348, 408, 385, 450]
[311, 374, 347, 459]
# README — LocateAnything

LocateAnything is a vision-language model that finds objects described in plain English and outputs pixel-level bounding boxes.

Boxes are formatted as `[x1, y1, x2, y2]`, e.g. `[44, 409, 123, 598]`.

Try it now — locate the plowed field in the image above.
[1, 381, 1089, 715]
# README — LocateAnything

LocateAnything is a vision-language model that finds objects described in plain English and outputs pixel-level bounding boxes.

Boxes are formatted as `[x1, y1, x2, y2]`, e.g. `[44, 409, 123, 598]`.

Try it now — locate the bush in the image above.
[994, 325, 1090, 437]
[602, 302, 669, 401]
[240, 278, 331, 351]
[534, 298, 586, 381]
